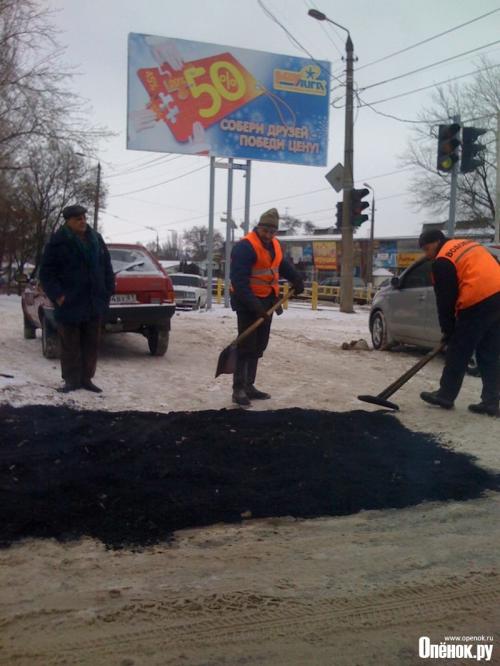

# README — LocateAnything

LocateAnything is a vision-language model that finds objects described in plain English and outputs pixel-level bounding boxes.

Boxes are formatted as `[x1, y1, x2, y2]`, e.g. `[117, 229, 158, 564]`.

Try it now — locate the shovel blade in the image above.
[358, 394, 400, 411]
[215, 344, 238, 378]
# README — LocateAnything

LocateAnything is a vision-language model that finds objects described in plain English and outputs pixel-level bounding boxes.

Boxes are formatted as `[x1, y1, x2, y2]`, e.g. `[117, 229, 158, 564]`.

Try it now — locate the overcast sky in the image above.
[48, 0, 500, 246]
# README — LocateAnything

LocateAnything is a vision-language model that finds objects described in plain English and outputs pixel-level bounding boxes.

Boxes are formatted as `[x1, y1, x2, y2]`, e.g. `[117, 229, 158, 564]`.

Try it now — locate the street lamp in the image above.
[76, 152, 101, 232]
[145, 226, 160, 254]
[308, 8, 355, 313]
[363, 182, 376, 285]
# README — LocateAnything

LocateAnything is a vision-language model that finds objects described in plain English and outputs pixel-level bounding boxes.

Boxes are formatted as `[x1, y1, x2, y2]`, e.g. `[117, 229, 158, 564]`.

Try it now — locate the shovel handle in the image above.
[233, 289, 295, 346]
[379, 342, 446, 400]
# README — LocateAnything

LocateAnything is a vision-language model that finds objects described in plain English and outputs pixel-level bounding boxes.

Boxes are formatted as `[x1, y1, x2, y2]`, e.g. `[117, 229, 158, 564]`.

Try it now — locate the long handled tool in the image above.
[358, 342, 446, 411]
[215, 290, 294, 377]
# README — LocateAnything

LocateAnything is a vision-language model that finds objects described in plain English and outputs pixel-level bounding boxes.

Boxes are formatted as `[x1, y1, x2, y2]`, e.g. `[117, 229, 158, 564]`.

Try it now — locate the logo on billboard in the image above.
[273, 64, 327, 96]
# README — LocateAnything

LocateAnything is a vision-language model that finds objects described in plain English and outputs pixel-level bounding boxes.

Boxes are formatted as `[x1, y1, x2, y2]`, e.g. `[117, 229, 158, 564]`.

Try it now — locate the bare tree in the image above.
[1, 141, 105, 280]
[0, 0, 107, 172]
[182, 226, 224, 261]
[280, 213, 317, 235]
[403, 57, 498, 225]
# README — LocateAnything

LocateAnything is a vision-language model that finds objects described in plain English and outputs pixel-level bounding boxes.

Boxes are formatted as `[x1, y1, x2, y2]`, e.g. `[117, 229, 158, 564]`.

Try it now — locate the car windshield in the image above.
[108, 247, 161, 275]
[171, 275, 202, 287]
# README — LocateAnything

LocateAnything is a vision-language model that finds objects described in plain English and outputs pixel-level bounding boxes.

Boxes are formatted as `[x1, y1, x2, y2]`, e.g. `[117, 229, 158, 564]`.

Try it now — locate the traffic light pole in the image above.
[446, 114, 460, 237]
[495, 111, 500, 244]
[340, 34, 354, 314]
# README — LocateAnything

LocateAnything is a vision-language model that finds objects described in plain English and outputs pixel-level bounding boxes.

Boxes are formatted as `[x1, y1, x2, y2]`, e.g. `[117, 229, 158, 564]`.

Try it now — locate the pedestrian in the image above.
[39, 205, 115, 393]
[230, 208, 304, 406]
[419, 230, 500, 416]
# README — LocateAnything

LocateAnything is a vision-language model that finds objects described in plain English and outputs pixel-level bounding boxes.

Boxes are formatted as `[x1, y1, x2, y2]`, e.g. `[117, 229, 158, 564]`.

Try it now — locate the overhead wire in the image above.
[109, 163, 209, 198]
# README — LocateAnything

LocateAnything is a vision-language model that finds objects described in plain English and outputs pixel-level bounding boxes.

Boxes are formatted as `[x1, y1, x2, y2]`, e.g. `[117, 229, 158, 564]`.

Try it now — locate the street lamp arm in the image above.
[307, 9, 350, 36]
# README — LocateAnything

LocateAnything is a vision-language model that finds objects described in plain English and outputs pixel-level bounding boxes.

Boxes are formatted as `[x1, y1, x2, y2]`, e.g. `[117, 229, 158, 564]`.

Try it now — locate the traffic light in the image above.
[437, 123, 461, 172]
[335, 202, 343, 232]
[351, 188, 370, 227]
[461, 127, 487, 173]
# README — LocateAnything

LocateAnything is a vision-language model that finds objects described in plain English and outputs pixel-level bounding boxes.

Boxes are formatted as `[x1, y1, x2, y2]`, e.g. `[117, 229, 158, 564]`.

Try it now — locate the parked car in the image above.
[369, 246, 500, 352]
[170, 273, 207, 309]
[21, 243, 176, 358]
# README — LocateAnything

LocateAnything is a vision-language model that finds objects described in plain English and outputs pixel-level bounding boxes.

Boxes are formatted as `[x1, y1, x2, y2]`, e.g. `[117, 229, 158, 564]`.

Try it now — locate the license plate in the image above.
[110, 294, 137, 304]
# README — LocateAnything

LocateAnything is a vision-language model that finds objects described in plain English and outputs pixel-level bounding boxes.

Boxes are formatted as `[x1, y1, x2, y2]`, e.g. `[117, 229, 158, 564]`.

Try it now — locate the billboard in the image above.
[127, 33, 330, 166]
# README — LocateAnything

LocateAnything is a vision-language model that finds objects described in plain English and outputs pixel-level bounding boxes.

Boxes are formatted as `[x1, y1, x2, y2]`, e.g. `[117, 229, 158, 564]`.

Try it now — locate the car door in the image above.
[388, 260, 435, 344]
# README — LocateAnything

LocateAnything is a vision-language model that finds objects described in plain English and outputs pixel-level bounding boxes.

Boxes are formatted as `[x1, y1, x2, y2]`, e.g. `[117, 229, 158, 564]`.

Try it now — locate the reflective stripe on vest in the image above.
[436, 239, 500, 311]
[232, 231, 283, 297]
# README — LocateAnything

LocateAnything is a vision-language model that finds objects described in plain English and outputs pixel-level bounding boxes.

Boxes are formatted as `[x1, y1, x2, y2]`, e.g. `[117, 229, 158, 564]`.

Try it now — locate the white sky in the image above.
[49, 0, 500, 246]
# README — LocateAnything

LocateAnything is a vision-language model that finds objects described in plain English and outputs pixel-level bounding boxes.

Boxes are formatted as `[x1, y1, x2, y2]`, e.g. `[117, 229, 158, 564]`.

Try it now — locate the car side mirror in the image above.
[391, 277, 400, 289]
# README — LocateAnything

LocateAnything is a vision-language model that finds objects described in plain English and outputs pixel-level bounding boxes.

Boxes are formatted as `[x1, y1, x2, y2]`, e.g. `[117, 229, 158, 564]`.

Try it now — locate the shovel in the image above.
[215, 290, 294, 378]
[358, 342, 446, 411]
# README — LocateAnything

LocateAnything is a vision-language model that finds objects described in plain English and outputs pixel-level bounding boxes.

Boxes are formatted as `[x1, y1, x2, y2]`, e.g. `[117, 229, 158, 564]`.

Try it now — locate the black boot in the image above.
[468, 402, 499, 417]
[420, 390, 454, 410]
[245, 357, 271, 400]
[232, 356, 251, 406]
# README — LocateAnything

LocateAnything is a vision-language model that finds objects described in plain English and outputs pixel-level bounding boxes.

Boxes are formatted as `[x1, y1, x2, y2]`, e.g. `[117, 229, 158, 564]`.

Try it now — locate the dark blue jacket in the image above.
[40, 225, 115, 324]
[230, 232, 300, 313]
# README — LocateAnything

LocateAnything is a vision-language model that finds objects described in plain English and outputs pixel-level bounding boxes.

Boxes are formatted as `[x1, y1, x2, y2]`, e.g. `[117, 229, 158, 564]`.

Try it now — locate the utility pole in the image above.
[495, 111, 500, 244]
[340, 34, 355, 313]
[446, 115, 460, 237]
[93, 162, 101, 232]
[308, 9, 355, 313]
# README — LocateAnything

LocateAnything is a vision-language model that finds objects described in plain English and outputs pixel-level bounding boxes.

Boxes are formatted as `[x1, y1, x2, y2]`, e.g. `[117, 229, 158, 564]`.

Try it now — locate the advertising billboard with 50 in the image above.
[127, 34, 330, 166]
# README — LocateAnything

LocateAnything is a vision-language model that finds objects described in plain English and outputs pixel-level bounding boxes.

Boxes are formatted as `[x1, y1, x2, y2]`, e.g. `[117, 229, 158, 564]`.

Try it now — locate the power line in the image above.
[359, 39, 500, 92]
[302, 0, 344, 58]
[109, 163, 209, 198]
[357, 8, 500, 73]
[358, 63, 500, 107]
[106, 155, 184, 179]
[257, 0, 346, 87]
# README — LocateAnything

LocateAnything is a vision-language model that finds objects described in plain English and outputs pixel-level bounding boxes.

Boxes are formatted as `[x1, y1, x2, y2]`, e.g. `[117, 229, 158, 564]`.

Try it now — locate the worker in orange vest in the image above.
[230, 208, 304, 406]
[419, 230, 500, 416]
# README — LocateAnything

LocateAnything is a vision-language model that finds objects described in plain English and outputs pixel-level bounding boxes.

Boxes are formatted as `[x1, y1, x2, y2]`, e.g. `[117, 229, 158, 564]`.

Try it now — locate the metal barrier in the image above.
[212, 279, 374, 309]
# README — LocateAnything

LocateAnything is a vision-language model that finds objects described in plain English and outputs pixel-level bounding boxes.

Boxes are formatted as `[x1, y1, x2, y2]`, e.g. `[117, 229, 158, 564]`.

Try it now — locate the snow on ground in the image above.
[1, 293, 499, 665]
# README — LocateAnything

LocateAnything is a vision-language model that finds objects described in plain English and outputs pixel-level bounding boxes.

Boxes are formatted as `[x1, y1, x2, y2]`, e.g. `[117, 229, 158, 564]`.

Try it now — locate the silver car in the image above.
[369, 244, 500, 351]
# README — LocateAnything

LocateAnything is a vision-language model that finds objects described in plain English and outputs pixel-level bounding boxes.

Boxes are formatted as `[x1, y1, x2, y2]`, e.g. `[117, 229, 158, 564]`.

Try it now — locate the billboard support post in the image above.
[244, 160, 252, 235]
[224, 159, 234, 308]
[206, 156, 216, 310]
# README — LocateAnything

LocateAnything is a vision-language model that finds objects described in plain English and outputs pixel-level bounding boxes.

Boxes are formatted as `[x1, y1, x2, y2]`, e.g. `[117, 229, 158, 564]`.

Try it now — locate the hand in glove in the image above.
[292, 278, 305, 296]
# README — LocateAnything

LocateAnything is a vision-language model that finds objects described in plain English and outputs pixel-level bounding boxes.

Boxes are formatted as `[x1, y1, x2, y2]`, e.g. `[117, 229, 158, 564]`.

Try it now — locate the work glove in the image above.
[292, 278, 305, 296]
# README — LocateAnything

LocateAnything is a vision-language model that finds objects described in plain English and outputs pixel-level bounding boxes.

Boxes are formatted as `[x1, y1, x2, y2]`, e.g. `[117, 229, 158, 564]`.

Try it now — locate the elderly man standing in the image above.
[40, 205, 115, 393]
[230, 208, 304, 406]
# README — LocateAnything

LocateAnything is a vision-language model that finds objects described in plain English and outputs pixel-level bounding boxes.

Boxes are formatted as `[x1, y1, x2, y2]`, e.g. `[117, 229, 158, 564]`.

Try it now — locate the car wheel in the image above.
[23, 313, 36, 339]
[41, 317, 60, 359]
[371, 311, 391, 350]
[148, 326, 169, 356]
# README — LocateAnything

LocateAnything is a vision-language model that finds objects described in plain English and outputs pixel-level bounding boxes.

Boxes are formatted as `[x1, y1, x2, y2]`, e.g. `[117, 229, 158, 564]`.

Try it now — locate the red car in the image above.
[22, 243, 176, 358]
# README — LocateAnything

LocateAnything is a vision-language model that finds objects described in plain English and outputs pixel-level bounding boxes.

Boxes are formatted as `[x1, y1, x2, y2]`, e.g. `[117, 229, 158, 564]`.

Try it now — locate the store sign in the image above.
[313, 241, 337, 270]
[127, 33, 330, 166]
[397, 252, 421, 268]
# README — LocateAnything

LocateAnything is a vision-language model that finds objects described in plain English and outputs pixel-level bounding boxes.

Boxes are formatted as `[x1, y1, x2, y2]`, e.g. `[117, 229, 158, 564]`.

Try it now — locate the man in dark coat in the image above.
[40, 205, 115, 393]
[230, 208, 304, 406]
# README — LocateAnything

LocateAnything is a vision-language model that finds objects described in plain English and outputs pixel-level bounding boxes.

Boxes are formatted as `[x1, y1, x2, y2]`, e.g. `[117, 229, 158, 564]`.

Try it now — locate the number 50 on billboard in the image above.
[127, 33, 331, 166]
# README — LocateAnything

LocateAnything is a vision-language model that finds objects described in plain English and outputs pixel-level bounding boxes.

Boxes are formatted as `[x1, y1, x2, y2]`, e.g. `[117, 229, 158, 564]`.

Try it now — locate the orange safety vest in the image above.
[436, 238, 500, 311]
[232, 230, 283, 297]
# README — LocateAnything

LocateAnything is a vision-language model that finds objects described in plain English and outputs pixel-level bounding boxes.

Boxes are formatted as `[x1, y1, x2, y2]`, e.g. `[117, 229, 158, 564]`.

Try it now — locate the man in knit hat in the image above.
[229, 208, 304, 406]
[418, 229, 500, 416]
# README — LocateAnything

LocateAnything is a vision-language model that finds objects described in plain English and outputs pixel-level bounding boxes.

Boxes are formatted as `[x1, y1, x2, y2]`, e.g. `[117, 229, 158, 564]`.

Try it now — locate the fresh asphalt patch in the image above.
[1, 404, 498, 549]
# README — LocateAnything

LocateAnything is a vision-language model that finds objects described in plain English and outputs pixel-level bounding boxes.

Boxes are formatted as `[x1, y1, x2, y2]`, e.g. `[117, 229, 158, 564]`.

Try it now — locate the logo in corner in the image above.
[273, 64, 327, 96]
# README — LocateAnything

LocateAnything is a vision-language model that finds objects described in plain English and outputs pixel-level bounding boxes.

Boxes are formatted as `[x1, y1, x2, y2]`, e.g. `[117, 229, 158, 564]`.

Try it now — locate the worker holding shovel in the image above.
[228, 208, 304, 406]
